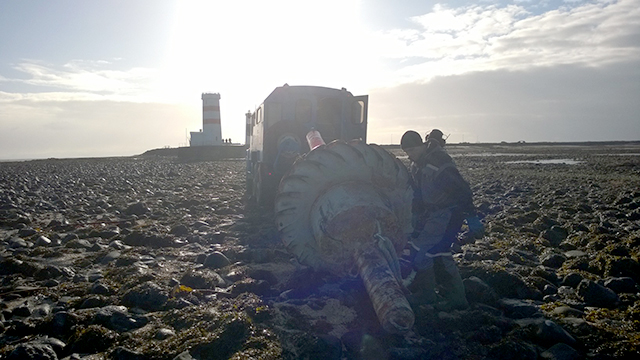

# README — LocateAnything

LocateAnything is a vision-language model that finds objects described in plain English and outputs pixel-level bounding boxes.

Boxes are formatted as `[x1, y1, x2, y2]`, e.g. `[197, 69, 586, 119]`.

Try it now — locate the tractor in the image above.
[245, 84, 368, 205]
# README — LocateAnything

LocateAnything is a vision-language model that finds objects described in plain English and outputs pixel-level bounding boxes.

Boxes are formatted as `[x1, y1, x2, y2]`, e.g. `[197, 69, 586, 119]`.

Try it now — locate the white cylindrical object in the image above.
[306, 130, 325, 151]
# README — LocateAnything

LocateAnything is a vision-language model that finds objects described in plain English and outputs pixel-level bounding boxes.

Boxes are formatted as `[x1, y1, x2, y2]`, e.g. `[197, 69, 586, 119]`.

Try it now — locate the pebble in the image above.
[155, 328, 176, 340]
[34, 235, 52, 247]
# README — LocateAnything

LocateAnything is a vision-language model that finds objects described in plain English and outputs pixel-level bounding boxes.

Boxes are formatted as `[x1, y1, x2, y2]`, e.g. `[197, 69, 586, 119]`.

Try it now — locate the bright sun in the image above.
[153, 0, 380, 144]
[158, 0, 374, 103]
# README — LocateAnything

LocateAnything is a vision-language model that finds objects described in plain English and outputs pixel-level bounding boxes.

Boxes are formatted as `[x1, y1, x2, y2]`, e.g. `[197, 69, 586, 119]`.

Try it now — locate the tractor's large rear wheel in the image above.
[275, 139, 413, 270]
[274, 139, 415, 333]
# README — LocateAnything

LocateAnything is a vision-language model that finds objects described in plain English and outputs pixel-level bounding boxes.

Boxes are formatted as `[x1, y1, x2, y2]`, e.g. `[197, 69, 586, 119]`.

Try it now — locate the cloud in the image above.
[0, 99, 199, 160]
[361, 0, 640, 145]
[367, 59, 640, 144]
[1, 59, 159, 102]
[372, 0, 640, 85]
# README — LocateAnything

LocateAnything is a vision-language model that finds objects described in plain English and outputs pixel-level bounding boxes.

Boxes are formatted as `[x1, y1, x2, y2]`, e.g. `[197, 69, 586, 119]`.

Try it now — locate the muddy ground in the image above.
[1, 142, 639, 359]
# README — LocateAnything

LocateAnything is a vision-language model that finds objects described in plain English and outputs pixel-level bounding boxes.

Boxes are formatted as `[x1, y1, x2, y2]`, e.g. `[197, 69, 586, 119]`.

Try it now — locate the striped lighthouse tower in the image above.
[202, 93, 222, 145]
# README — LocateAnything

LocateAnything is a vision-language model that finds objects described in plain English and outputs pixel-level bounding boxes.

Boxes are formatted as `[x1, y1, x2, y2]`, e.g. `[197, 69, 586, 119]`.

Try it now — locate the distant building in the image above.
[190, 93, 223, 146]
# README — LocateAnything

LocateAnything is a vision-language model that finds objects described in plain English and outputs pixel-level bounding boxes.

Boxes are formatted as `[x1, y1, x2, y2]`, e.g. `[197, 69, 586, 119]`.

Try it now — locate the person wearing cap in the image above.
[425, 129, 446, 147]
[424, 129, 485, 243]
[400, 129, 476, 310]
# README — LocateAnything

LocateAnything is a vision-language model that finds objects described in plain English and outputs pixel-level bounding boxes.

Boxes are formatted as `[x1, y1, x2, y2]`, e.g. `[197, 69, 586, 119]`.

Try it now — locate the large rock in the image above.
[560, 273, 583, 288]
[125, 202, 150, 215]
[498, 298, 542, 319]
[463, 276, 499, 307]
[7, 343, 57, 360]
[603, 277, 637, 294]
[577, 279, 619, 308]
[122, 282, 169, 311]
[461, 264, 534, 299]
[123, 231, 177, 248]
[607, 257, 640, 282]
[49, 311, 79, 335]
[94, 305, 149, 331]
[540, 253, 566, 269]
[535, 319, 577, 347]
[540, 343, 580, 360]
[202, 251, 231, 269]
[541, 225, 569, 247]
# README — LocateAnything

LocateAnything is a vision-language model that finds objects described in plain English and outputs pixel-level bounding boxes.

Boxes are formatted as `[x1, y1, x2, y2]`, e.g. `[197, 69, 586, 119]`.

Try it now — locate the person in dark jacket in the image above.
[401, 130, 476, 310]
[424, 129, 484, 243]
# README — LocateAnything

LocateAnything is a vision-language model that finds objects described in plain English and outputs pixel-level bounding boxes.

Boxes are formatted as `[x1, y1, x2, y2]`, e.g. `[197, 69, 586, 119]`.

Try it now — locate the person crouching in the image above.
[400, 130, 476, 310]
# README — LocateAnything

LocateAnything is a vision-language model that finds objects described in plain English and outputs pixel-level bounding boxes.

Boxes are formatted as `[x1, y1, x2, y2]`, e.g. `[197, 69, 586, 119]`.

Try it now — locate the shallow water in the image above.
[504, 159, 582, 165]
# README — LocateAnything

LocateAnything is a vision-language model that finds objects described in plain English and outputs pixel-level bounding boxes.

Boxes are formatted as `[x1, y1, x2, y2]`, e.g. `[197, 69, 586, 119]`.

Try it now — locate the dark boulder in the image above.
[498, 298, 542, 319]
[540, 253, 566, 269]
[577, 279, 619, 308]
[463, 276, 499, 307]
[94, 305, 149, 331]
[540, 343, 580, 360]
[603, 277, 637, 294]
[541, 225, 569, 247]
[560, 273, 583, 288]
[202, 251, 231, 269]
[7, 342, 57, 360]
[125, 202, 150, 216]
[121, 282, 169, 311]
[607, 257, 640, 282]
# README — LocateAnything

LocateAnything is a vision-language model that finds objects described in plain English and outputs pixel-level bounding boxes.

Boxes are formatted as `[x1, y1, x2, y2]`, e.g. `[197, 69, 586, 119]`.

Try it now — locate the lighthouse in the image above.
[190, 93, 223, 146]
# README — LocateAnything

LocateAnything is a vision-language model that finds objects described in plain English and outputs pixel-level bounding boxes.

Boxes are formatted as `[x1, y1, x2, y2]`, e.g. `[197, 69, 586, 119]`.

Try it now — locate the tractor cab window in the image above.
[351, 100, 365, 124]
[266, 102, 282, 125]
[295, 99, 312, 123]
[256, 107, 262, 124]
[318, 98, 341, 126]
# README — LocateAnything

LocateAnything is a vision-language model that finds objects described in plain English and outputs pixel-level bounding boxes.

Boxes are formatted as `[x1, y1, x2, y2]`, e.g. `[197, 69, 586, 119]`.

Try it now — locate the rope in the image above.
[374, 220, 402, 283]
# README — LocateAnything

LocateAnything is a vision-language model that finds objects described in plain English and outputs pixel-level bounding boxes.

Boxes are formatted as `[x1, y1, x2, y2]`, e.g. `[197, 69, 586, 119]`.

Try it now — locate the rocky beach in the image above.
[1, 142, 639, 360]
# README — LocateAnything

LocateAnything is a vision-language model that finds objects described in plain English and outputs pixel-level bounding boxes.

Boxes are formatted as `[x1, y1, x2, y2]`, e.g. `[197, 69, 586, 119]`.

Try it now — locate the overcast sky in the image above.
[1, 0, 638, 159]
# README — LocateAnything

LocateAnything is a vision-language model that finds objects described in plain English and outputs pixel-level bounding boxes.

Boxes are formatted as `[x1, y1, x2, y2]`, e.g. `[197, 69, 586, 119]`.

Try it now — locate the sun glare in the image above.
[151, 0, 383, 144]
[158, 0, 374, 102]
